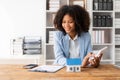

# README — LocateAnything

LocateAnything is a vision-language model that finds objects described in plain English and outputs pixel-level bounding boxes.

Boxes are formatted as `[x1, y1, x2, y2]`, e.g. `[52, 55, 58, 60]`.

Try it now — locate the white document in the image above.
[95, 46, 108, 57]
[89, 46, 108, 61]
[29, 65, 64, 73]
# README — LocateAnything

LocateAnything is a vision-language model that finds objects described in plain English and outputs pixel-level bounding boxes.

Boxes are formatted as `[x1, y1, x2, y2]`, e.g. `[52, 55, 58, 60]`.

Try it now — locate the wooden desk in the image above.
[0, 64, 120, 80]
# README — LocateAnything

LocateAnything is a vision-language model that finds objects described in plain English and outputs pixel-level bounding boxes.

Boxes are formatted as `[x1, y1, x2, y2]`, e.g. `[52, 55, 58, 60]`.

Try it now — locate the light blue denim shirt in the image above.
[53, 31, 92, 66]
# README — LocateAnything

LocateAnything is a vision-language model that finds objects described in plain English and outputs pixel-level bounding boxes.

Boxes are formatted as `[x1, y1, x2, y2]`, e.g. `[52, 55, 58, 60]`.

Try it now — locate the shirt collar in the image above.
[68, 34, 78, 41]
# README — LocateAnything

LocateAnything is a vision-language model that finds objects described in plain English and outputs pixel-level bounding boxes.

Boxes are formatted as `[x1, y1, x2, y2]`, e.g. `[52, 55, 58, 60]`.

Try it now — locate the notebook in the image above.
[29, 65, 64, 73]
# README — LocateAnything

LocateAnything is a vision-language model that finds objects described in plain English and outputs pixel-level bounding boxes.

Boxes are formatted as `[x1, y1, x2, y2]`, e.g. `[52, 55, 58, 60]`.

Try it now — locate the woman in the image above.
[53, 5, 102, 67]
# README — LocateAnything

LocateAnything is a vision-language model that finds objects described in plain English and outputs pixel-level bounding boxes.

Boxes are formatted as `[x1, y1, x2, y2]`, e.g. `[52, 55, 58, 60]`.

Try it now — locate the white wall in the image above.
[0, 0, 46, 57]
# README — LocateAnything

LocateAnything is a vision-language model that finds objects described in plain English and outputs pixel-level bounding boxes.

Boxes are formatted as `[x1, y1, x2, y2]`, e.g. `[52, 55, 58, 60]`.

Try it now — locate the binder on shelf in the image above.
[106, 15, 112, 27]
[92, 30, 105, 44]
[115, 29, 120, 44]
[93, 0, 98, 10]
[49, 0, 60, 11]
[98, 0, 103, 10]
[96, 30, 99, 44]
[115, 1, 120, 11]
[97, 15, 102, 27]
[101, 15, 106, 27]
[49, 31, 54, 43]
[115, 29, 120, 35]
[73, 1, 84, 8]
[107, 0, 113, 10]
[101, 30, 105, 44]
[103, 0, 107, 10]
[93, 15, 98, 27]
[92, 31, 95, 44]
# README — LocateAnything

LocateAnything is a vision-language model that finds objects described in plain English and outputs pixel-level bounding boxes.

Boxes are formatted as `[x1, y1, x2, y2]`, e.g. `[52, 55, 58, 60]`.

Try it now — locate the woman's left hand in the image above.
[81, 52, 103, 68]
[89, 53, 103, 68]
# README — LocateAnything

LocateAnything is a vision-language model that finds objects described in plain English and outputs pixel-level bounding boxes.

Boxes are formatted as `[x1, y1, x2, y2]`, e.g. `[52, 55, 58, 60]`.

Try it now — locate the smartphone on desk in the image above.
[23, 64, 38, 69]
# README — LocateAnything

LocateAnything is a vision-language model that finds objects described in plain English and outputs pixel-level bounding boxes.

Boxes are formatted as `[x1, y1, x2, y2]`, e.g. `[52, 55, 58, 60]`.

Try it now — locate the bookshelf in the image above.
[45, 0, 120, 65]
[114, 0, 120, 65]
[91, 0, 114, 64]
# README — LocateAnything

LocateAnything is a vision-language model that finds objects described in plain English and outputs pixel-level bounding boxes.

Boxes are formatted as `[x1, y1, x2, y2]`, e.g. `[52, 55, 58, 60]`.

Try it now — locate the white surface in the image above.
[30, 65, 64, 72]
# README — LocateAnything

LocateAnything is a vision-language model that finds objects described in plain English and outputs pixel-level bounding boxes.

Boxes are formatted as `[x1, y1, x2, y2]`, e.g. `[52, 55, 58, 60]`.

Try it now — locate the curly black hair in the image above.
[53, 5, 90, 36]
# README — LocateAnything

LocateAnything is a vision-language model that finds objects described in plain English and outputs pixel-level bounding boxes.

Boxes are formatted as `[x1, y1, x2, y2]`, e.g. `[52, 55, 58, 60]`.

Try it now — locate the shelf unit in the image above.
[23, 36, 42, 55]
[45, 0, 120, 65]
[114, 0, 120, 65]
[12, 36, 43, 64]
[91, 0, 114, 64]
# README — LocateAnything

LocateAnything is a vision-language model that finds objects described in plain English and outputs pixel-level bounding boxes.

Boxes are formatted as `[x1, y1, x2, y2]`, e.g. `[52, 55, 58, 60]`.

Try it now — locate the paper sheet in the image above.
[29, 65, 64, 73]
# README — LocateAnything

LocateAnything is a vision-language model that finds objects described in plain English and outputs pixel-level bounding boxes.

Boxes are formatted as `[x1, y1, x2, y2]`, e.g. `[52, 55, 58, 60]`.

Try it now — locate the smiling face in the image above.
[62, 14, 76, 37]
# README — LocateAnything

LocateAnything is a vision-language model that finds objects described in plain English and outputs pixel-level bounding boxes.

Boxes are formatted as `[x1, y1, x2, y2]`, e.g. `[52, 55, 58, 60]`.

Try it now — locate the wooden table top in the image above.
[0, 64, 120, 80]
